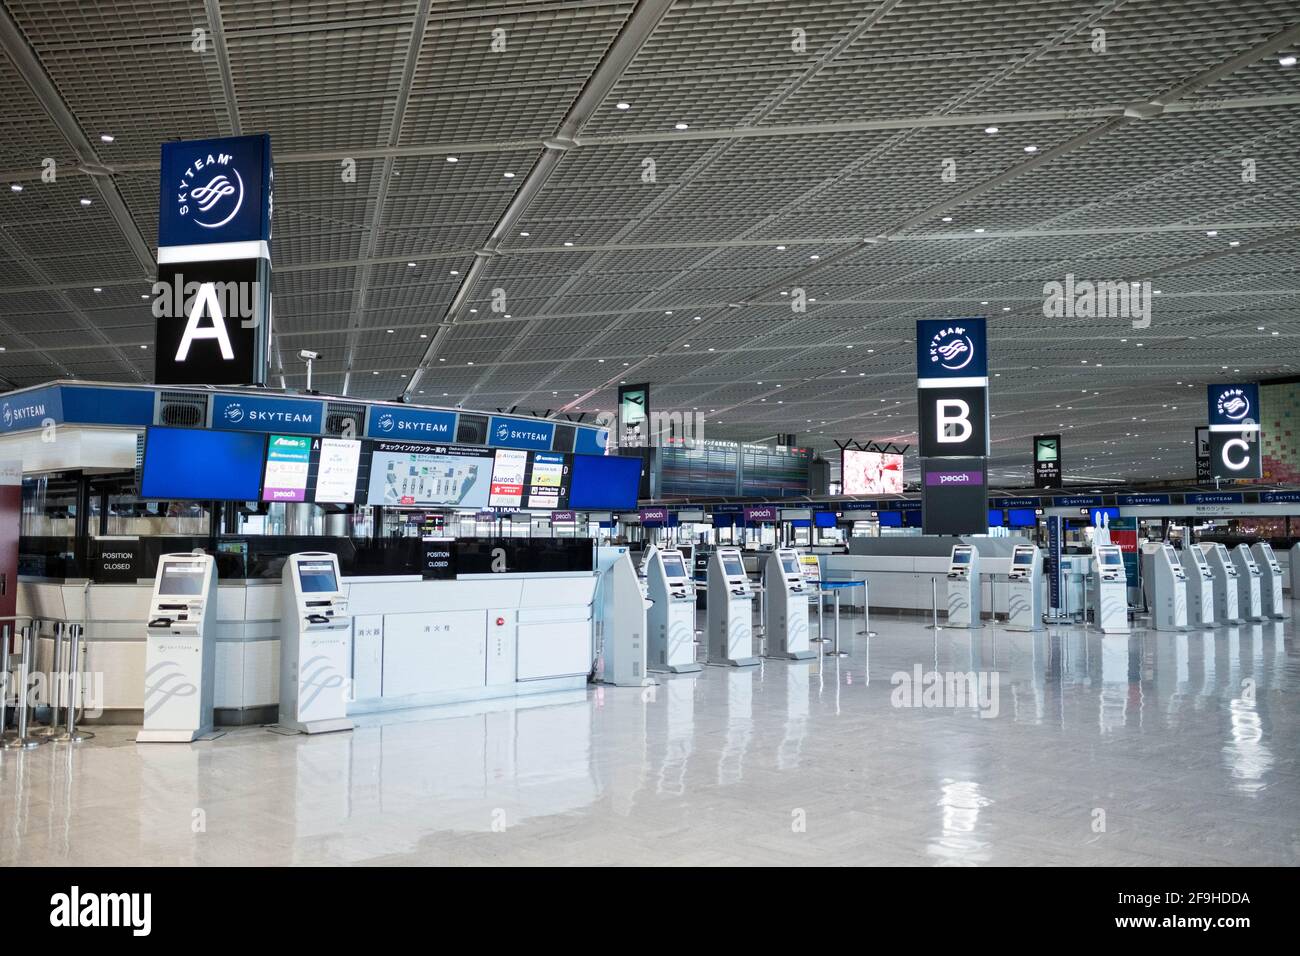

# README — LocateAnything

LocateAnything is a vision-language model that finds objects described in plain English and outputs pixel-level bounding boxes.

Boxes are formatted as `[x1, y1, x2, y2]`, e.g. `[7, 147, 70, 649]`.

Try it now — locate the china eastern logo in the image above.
[176, 151, 245, 229]
[222, 402, 245, 423]
[1216, 388, 1250, 421]
[928, 325, 976, 371]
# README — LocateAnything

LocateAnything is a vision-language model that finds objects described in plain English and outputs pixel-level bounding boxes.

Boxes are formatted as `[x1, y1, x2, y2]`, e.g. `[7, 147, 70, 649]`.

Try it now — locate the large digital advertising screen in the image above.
[841, 449, 904, 495]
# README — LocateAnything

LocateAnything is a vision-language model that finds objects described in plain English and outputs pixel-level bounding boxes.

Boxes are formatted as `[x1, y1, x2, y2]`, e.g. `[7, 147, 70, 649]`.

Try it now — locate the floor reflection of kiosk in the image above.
[644, 546, 702, 674]
[763, 549, 814, 659]
[1200, 543, 1242, 624]
[1006, 543, 1043, 631]
[1091, 545, 1129, 633]
[137, 553, 217, 743]
[280, 552, 354, 734]
[706, 547, 759, 666]
[1250, 542, 1285, 619]
[945, 544, 980, 628]
[1150, 544, 1189, 631]
[1179, 545, 1215, 628]
[1230, 543, 1265, 622]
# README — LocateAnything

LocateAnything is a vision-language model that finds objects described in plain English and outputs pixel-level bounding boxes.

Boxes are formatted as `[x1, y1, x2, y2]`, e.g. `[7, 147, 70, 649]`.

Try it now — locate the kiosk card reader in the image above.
[1092, 545, 1129, 633]
[1250, 542, 1285, 619]
[1150, 544, 1188, 631]
[595, 550, 650, 686]
[280, 552, 354, 734]
[945, 544, 981, 628]
[763, 549, 814, 659]
[644, 546, 701, 673]
[1006, 543, 1043, 631]
[1179, 545, 1215, 628]
[137, 553, 217, 743]
[1230, 543, 1265, 621]
[1200, 543, 1242, 624]
[706, 547, 759, 666]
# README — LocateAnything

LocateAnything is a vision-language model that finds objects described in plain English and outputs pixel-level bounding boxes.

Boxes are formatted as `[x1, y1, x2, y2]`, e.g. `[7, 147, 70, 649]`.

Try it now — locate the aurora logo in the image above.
[176, 152, 245, 229]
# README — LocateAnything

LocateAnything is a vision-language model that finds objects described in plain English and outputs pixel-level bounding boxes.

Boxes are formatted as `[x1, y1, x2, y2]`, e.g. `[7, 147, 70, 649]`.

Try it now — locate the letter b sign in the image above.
[919, 388, 988, 457]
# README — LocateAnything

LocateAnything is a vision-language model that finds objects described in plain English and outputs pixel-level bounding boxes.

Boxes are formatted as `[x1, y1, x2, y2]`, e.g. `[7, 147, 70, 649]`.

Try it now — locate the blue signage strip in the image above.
[574, 426, 608, 456]
[158, 134, 274, 249]
[212, 394, 322, 433]
[0, 386, 63, 433]
[1186, 492, 1244, 504]
[488, 416, 555, 450]
[995, 497, 1040, 509]
[1261, 491, 1300, 503]
[1207, 383, 1260, 429]
[1119, 494, 1170, 506]
[916, 318, 987, 380]
[1053, 495, 1102, 507]
[60, 386, 154, 427]
[366, 405, 456, 440]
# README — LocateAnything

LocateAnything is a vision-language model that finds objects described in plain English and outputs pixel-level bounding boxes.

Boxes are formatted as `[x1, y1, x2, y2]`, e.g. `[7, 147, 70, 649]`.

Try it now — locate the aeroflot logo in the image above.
[176, 152, 244, 229]
[1216, 388, 1250, 421]
[927, 325, 975, 371]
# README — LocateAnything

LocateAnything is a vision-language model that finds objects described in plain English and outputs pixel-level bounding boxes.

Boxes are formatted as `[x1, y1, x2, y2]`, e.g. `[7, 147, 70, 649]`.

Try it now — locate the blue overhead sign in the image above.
[0, 386, 62, 433]
[916, 318, 988, 381]
[995, 497, 1040, 509]
[489, 416, 555, 450]
[1053, 495, 1102, 507]
[61, 386, 154, 426]
[158, 134, 274, 248]
[1206, 383, 1259, 429]
[1186, 492, 1244, 504]
[1261, 491, 1300, 503]
[1119, 494, 1170, 506]
[366, 405, 457, 440]
[575, 426, 608, 456]
[212, 394, 322, 433]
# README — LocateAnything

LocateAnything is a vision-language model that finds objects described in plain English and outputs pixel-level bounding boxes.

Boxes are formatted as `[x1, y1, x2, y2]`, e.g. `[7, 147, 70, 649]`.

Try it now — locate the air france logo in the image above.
[377, 413, 395, 433]
[223, 402, 244, 423]
[176, 152, 245, 229]
[928, 325, 975, 372]
[1216, 388, 1250, 421]
[496, 423, 511, 441]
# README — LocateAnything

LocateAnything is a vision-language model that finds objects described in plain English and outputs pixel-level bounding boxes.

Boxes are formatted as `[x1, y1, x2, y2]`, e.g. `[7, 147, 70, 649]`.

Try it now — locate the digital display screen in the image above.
[814, 511, 837, 528]
[721, 555, 744, 577]
[297, 560, 338, 593]
[1102, 551, 1122, 566]
[952, 550, 971, 564]
[525, 452, 568, 510]
[488, 449, 528, 508]
[141, 427, 265, 501]
[841, 449, 904, 495]
[660, 552, 686, 578]
[987, 509, 1004, 527]
[781, 555, 799, 574]
[367, 442, 493, 508]
[315, 438, 362, 503]
[262, 434, 312, 502]
[1013, 551, 1033, 565]
[159, 560, 206, 595]
[877, 511, 903, 527]
[1008, 509, 1038, 527]
[569, 454, 641, 510]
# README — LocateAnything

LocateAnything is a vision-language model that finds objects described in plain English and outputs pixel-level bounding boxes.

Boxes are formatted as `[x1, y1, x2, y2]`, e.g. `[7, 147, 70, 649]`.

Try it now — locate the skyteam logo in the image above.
[928, 325, 976, 371]
[222, 402, 244, 423]
[176, 151, 245, 229]
[1216, 388, 1250, 421]
[377, 413, 396, 433]
[2, 404, 10, 429]
[495, 422, 511, 441]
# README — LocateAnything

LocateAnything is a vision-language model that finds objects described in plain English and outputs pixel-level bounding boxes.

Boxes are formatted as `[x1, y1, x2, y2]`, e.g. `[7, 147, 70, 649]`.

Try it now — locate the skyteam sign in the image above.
[916, 318, 987, 381]
[365, 405, 456, 440]
[1206, 382, 1262, 479]
[1207, 383, 1258, 427]
[488, 416, 555, 450]
[0, 386, 63, 434]
[212, 394, 322, 434]
[158, 134, 273, 247]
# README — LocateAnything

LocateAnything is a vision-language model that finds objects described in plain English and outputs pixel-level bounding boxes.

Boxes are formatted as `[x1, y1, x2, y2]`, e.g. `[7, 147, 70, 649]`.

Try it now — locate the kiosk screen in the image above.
[159, 561, 206, 595]
[297, 560, 339, 593]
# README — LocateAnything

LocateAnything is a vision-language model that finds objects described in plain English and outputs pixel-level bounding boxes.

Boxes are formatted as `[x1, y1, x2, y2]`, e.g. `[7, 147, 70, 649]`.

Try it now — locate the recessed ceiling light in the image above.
[941, 216, 952, 222]
[420, 333, 428, 339]
[708, 347, 715, 352]
[446, 156, 458, 163]
[100, 134, 115, 143]
[141, 294, 148, 299]
[693, 315, 701, 321]
[809, 254, 820, 260]
[467, 361, 474, 366]
[1001, 306, 1010, 311]
[9, 184, 21, 192]
[449, 270, 458, 275]
[503, 172, 515, 178]
[92, 287, 102, 293]
[984, 126, 999, 134]
[1228, 240, 1240, 247]
[139, 345, 147, 350]
[616, 102, 630, 110]
[1280, 55, 1297, 67]
[1206, 230, 1217, 236]
[1023, 145, 1038, 153]
[674, 122, 688, 130]
[407, 262, 416, 267]
[372, 371, 379, 375]
[563, 241, 573, 247]
[973, 227, 985, 233]
[519, 231, 529, 237]
[980, 301, 989, 305]
[386, 329, 394, 334]
[79, 198, 92, 206]
[775, 245, 786, 251]
[683, 344, 690, 348]
[469, 308, 477, 313]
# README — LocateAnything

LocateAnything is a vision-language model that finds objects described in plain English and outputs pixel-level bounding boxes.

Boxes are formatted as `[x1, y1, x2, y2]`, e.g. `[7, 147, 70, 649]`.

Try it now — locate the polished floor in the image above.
[2, 608, 1297, 866]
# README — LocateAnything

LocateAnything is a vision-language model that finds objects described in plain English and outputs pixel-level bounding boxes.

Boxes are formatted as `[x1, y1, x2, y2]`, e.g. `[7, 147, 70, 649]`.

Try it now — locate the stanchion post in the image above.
[54, 624, 91, 743]
[2, 625, 45, 750]
[34, 621, 64, 738]
[926, 576, 942, 630]
[0, 623, 11, 738]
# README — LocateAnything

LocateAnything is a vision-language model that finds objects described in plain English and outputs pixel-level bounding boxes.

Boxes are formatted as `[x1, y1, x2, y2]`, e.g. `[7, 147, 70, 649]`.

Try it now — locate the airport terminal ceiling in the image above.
[0, 0, 1298, 486]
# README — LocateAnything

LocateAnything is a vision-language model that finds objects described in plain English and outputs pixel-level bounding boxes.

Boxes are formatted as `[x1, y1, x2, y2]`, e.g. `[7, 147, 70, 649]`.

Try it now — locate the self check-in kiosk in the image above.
[1291, 542, 1300, 604]
[594, 550, 650, 686]
[137, 553, 217, 743]
[1006, 543, 1043, 631]
[706, 547, 759, 666]
[1250, 542, 1285, 619]
[280, 552, 354, 734]
[1201, 543, 1242, 624]
[1179, 545, 1215, 628]
[945, 544, 980, 628]
[644, 546, 701, 674]
[764, 549, 814, 659]
[1230, 543, 1265, 622]
[1092, 545, 1129, 633]
[1150, 544, 1188, 631]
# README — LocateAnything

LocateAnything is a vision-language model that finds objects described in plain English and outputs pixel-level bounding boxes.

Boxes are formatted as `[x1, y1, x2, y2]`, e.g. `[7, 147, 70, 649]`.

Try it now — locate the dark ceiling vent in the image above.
[158, 391, 207, 427]
[324, 401, 365, 438]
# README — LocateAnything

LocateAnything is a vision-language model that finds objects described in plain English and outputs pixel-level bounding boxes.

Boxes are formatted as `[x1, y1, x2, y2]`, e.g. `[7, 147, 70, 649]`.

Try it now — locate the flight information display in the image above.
[524, 452, 568, 509]
[314, 438, 362, 503]
[366, 441, 494, 508]
[488, 449, 528, 508]
[262, 434, 312, 502]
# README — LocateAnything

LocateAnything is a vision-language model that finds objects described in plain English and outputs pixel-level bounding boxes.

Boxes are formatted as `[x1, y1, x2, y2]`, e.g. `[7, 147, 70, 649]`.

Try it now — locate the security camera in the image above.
[298, 349, 320, 361]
